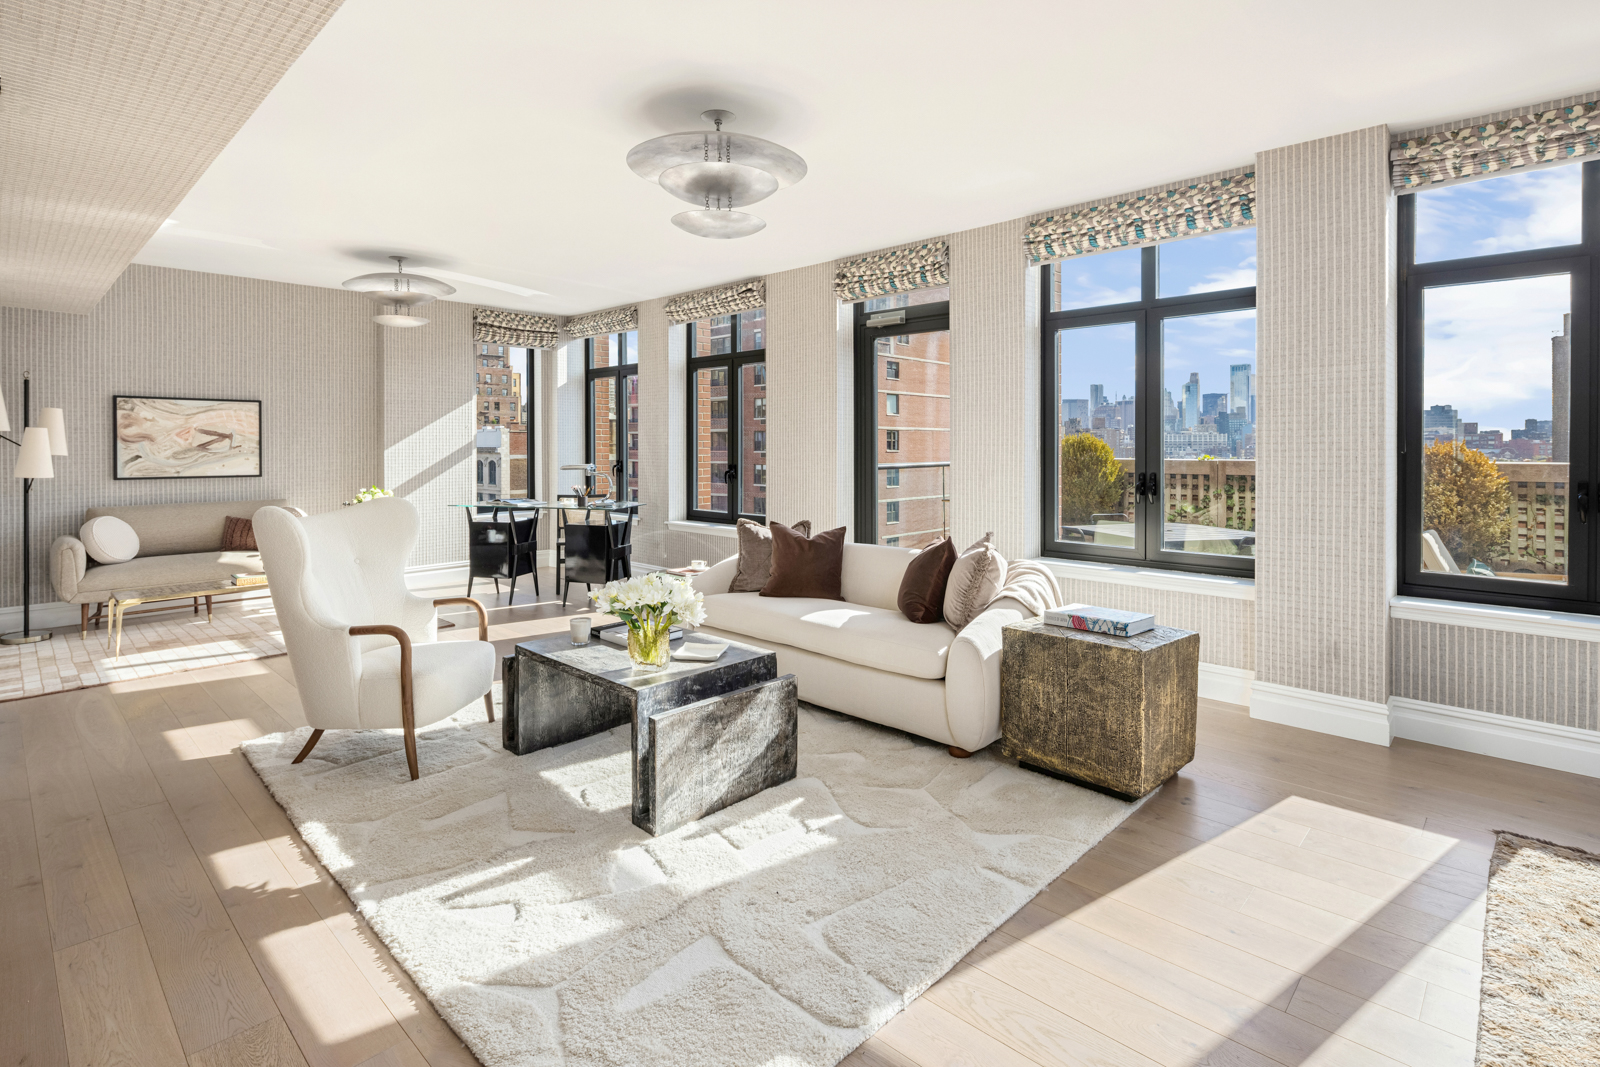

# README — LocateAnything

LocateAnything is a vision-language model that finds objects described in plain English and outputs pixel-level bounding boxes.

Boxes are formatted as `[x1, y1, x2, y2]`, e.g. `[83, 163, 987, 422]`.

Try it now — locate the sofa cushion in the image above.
[222, 515, 258, 551]
[762, 523, 845, 600]
[897, 537, 957, 623]
[944, 533, 1007, 628]
[729, 517, 810, 592]
[703, 591, 954, 679]
[80, 515, 141, 564]
[840, 541, 917, 610]
[76, 550, 265, 595]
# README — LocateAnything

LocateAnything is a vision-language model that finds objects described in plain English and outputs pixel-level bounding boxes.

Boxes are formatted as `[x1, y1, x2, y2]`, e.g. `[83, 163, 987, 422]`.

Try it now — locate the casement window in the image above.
[885, 430, 900, 452]
[886, 394, 900, 416]
[1041, 228, 1257, 576]
[688, 308, 766, 523]
[885, 500, 900, 524]
[586, 331, 640, 503]
[1399, 160, 1598, 611]
[885, 467, 900, 488]
[885, 360, 900, 380]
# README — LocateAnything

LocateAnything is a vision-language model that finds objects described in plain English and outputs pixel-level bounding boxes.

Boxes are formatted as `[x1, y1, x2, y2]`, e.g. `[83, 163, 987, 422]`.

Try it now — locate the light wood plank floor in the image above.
[4, 569, 1597, 1067]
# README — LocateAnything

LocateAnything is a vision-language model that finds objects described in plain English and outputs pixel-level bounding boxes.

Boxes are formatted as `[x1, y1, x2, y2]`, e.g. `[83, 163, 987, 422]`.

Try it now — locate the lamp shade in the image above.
[0, 381, 9, 434]
[14, 427, 53, 479]
[40, 408, 67, 456]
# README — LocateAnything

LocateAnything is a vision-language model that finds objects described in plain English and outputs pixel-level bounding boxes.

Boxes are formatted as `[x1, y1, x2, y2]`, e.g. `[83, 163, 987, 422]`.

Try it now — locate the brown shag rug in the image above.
[1477, 832, 1600, 1065]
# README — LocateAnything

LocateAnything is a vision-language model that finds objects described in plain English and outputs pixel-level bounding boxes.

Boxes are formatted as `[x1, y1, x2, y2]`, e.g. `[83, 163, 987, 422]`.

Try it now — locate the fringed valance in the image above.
[473, 307, 558, 348]
[665, 279, 766, 324]
[1023, 173, 1256, 263]
[834, 240, 949, 301]
[1392, 99, 1600, 188]
[564, 305, 639, 339]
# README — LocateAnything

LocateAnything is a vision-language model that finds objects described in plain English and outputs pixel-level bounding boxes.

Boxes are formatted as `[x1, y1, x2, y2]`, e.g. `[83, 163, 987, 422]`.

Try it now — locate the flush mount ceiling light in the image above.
[627, 110, 807, 239]
[342, 255, 456, 327]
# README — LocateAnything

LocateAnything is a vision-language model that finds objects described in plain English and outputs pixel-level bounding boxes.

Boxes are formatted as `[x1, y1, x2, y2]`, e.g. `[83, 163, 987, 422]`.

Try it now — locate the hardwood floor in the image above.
[4, 569, 1596, 1067]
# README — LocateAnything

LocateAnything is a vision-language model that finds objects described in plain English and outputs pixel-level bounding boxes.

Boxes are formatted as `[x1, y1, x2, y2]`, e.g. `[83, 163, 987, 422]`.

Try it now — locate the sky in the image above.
[1056, 229, 1258, 421]
[1417, 167, 1580, 438]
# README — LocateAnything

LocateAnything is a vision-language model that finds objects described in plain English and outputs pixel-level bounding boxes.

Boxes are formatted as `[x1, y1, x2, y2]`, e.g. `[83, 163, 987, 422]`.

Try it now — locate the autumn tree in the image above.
[1059, 433, 1128, 525]
[1423, 440, 1514, 567]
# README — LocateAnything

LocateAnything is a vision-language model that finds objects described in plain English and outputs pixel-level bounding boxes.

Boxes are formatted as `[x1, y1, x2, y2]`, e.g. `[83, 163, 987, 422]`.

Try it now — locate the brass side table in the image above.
[107, 580, 269, 661]
[1000, 616, 1200, 799]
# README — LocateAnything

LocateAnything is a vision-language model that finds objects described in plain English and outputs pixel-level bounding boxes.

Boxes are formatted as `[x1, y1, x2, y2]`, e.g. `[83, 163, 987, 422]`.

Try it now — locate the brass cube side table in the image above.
[1000, 617, 1200, 799]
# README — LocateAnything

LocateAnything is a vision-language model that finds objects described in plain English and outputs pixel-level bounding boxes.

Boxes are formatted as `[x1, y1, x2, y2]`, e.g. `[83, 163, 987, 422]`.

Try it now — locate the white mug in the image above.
[569, 617, 592, 644]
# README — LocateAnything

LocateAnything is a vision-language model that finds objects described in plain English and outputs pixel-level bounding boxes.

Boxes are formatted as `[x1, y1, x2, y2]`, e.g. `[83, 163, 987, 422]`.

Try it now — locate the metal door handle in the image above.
[1578, 484, 1589, 523]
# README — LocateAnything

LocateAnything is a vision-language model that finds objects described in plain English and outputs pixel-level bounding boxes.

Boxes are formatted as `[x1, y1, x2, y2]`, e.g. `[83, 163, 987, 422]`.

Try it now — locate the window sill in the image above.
[666, 519, 739, 539]
[1390, 595, 1600, 643]
[1029, 558, 1255, 600]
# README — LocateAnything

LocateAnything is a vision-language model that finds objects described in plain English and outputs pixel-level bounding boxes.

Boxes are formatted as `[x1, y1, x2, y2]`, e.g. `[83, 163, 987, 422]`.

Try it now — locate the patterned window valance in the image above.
[563, 305, 639, 339]
[1391, 100, 1600, 188]
[833, 240, 949, 301]
[1022, 173, 1256, 264]
[473, 307, 558, 348]
[664, 278, 766, 324]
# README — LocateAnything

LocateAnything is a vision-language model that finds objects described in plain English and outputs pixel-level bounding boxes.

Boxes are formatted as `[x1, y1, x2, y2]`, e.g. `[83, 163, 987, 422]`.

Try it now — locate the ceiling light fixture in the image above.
[342, 255, 456, 327]
[627, 110, 806, 239]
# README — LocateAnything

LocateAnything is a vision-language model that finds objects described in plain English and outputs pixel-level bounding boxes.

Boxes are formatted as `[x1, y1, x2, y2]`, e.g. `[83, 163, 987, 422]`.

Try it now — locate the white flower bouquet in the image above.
[591, 572, 706, 670]
[346, 485, 394, 505]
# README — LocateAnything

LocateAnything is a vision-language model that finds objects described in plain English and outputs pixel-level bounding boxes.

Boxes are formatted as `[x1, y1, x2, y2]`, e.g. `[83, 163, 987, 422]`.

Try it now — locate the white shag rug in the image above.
[243, 700, 1140, 1067]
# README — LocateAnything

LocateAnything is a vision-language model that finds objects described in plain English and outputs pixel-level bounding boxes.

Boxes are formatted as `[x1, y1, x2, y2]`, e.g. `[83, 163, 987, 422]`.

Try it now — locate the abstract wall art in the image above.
[113, 396, 262, 479]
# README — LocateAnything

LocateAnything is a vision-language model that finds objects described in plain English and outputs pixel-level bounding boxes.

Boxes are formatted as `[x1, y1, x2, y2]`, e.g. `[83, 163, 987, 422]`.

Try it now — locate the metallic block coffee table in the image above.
[502, 625, 798, 835]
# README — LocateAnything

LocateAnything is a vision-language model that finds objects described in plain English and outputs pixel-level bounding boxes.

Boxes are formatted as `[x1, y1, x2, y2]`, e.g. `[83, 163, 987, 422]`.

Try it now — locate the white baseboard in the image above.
[1199, 663, 1253, 705]
[0, 599, 83, 632]
[1249, 680, 1392, 746]
[1389, 696, 1600, 779]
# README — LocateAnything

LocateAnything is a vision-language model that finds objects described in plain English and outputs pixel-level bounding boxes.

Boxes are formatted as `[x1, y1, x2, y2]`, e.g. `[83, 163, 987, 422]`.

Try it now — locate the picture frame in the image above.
[113, 395, 263, 479]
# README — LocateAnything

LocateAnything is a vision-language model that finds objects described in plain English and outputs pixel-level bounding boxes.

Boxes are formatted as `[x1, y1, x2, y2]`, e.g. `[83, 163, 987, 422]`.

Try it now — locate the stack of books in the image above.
[1043, 603, 1154, 637]
[232, 573, 268, 588]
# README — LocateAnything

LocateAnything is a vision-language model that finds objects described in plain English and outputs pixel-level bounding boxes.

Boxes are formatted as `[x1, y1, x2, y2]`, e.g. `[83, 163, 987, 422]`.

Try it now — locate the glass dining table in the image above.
[449, 500, 640, 604]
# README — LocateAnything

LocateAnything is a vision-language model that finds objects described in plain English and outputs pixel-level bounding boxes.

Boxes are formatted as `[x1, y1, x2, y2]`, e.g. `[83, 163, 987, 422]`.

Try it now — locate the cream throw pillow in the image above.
[942, 532, 1007, 629]
[80, 515, 141, 564]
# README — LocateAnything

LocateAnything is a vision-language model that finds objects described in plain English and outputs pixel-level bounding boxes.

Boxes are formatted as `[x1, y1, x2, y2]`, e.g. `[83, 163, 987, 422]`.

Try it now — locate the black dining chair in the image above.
[466, 506, 538, 603]
[559, 508, 634, 607]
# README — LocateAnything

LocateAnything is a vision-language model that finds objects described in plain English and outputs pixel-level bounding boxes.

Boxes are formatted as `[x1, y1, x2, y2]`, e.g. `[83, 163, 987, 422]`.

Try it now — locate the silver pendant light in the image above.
[342, 255, 456, 327]
[627, 110, 806, 239]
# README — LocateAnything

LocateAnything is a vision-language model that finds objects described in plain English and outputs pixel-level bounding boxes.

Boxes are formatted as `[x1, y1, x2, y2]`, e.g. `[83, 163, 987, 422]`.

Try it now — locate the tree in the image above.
[1423, 440, 1513, 567]
[1059, 433, 1128, 525]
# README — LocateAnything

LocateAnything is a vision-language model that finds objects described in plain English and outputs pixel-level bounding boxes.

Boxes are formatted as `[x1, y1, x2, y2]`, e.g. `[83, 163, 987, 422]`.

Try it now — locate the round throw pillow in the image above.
[80, 515, 141, 564]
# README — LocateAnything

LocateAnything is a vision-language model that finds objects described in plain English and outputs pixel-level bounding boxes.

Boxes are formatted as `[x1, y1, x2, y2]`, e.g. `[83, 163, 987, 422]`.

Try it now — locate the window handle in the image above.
[724, 464, 738, 483]
[1579, 485, 1589, 524]
[1133, 472, 1147, 504]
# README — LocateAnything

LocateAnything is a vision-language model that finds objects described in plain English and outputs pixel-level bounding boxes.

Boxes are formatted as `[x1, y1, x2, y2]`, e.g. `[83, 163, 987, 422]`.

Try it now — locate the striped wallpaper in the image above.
[1254, 127, 1397, 706]
[1392, 619, 1598, 730]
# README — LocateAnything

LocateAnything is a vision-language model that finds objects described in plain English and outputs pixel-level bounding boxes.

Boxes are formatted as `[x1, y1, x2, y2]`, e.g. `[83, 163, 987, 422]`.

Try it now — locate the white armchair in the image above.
[254, 498, 497, 780]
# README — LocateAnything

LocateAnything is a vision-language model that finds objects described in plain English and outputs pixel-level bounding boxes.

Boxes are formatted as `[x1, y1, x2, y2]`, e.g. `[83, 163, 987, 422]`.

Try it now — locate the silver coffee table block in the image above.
[635, 674, 799, 836]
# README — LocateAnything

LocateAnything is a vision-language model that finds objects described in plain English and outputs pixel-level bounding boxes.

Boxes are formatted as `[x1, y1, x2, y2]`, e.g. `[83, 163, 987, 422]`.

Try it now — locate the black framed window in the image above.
[687, 309, 766, 523]
[1399, 161, 1598, 611]
[853, 289, 950, 547]
[1041, 229, 1258, 576]
[473, 342, 535, 502]
[585, 331, 639, 502]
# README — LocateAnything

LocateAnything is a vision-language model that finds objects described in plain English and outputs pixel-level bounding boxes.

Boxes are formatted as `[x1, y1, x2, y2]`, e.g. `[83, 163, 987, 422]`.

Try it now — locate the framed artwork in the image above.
[113, 396, 262, 479]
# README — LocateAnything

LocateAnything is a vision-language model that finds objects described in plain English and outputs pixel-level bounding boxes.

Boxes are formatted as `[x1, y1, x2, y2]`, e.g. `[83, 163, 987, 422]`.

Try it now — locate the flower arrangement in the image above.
[591, 572, 706, 671]
[346, 486, 394, 505]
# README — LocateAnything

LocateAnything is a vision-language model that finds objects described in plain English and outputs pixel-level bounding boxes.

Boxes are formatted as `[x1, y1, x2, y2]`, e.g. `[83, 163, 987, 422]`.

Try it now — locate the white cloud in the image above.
[1423, 274, 1569, 432]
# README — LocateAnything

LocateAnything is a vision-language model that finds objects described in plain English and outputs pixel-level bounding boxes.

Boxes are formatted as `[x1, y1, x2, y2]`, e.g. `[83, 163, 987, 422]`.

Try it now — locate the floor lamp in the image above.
[1, 374, 67, 645]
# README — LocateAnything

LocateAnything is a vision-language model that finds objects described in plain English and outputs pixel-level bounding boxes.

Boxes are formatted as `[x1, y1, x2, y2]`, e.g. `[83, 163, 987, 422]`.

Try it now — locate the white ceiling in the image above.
[130, 0, 1600, 317]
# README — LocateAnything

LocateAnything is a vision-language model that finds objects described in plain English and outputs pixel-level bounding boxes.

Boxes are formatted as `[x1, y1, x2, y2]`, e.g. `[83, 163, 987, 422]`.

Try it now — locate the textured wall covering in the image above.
[380, 299, 473, 570]
[1, 0, 345, 313]
[949, 219, 1039, 560]
[631, 300, 671, 568]
[0, 263, 382, 605]
[1054, 578, 1255, 671]
[765, 262, 852, 532]
[1391, 620, 1598, 731]
[1255, 127, 1396, 705]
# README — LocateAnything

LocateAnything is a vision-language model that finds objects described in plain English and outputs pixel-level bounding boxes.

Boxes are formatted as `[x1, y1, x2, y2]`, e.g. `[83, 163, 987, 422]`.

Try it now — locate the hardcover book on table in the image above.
[1044, 603, 1155, 637]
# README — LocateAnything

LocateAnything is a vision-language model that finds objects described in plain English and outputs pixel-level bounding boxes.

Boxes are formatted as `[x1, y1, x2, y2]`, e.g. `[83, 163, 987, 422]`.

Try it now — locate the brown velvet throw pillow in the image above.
[221, 515, 257, 551]
[896, 537, 957, 623]
[730, 518, 812, 592]
[761, 522, 846, 600]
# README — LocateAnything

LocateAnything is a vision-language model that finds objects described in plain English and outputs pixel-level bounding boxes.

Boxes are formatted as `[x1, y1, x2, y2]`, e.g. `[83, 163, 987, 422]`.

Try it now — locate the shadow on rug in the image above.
[243, 700, 1141, 1067]
[1477, 831, 1600, 1066]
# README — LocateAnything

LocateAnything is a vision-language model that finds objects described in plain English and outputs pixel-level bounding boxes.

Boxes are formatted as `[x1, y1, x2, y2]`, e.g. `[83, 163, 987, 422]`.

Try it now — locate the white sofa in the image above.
[690, 542, 1033, 755]
[51, 499, 288, 636]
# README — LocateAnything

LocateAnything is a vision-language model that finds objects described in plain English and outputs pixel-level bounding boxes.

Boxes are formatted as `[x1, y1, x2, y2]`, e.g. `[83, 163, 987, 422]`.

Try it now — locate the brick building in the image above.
[476, 343, 523, 429]
[877, 331, 950, 548]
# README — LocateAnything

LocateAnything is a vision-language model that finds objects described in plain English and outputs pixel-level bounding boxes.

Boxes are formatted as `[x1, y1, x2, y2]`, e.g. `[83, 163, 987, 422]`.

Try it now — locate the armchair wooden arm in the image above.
[348, 624, 420, 780]
[433, 596, 488, 641]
